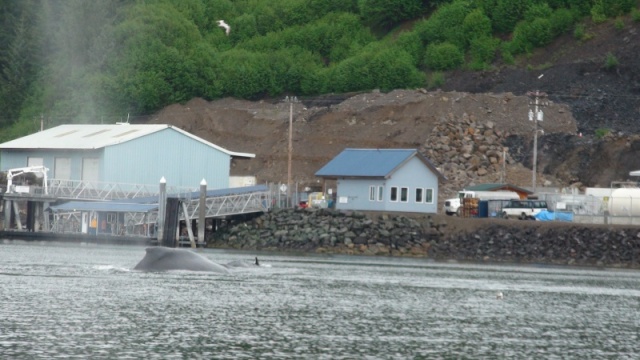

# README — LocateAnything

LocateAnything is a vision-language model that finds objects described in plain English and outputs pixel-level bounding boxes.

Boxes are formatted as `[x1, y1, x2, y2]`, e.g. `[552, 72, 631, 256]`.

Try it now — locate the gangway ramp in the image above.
[174, 185, 271, 219]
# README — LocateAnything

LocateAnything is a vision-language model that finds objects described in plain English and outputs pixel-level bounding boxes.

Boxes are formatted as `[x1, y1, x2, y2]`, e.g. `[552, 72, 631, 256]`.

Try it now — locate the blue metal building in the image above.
[0, 123, 254, 190]
[315, 148, 445, 213]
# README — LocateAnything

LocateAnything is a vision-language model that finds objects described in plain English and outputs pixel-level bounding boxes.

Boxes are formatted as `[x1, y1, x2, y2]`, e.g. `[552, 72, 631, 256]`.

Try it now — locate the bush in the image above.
[590, 1, 608, 23]
[358, 0, 423, 27]
[595, 128, 611, 138]
[598, 0, 637, 18]
[415, 0, 472, 50]
[469, 36, 499, 69]
[492, 0, 533, 33]
[368, 49, 425, 91]
[632, 8, 640, 22]
[573, 23, 587, 41]
[427, 71, 445, 89]
[604, 52, 619, 70]
[500, 48, 515, 65]
[423, 42, 464, 71]
[614, 17, 625, 30]
[462, 9, 492, 40]
[393, 31, 424, 66]
[524, 3, 553, 22]
[507, 18, 552, 54]
[549, 8, 576, 36]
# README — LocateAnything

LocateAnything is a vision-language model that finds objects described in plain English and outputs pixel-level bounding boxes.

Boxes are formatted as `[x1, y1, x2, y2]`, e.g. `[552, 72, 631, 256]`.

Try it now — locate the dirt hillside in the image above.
[148, 17, 640, 205]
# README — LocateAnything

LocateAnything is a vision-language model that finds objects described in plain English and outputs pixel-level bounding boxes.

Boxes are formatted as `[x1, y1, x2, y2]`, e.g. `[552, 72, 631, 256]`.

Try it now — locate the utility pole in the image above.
[284, 96, 298, 207]
[501, 147, 507, 184]
[527, 90, 547, 194]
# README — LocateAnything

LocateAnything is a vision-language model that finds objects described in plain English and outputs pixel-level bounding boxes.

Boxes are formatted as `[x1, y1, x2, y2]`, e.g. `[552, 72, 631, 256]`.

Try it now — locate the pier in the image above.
[1, 178, 272, 246]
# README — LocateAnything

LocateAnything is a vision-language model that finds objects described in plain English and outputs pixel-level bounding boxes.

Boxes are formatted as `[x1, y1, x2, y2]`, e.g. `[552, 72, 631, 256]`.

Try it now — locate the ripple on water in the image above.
[1, 242, 640, 358]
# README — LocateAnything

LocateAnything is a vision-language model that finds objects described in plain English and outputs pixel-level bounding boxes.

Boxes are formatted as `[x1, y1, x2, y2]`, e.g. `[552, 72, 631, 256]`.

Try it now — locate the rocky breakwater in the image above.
[208, 208, 640, 269]
[207, 208, 443, 256]
[431, 221, 640, 268]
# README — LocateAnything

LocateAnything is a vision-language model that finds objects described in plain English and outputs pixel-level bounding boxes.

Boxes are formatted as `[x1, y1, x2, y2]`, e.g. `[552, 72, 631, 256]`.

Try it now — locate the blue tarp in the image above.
[534, 210, 573, 222]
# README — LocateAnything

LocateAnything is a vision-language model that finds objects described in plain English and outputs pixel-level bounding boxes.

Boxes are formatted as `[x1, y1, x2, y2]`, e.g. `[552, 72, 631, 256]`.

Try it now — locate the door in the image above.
[54, 157, 71, 180]
[82, 158, 100, 182]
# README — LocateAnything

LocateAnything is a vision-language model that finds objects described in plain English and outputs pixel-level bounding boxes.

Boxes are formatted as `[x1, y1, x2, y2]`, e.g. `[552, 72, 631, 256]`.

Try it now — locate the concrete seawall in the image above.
[207, 208, 640, 268]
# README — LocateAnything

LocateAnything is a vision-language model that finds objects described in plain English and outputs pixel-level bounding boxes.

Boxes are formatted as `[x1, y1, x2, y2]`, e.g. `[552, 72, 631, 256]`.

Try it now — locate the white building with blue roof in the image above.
[315, 148, 445, 213]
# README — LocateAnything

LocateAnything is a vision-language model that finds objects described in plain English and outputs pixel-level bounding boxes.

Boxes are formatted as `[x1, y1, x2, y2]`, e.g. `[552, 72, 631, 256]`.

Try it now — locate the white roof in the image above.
[0, 124, 254, 158]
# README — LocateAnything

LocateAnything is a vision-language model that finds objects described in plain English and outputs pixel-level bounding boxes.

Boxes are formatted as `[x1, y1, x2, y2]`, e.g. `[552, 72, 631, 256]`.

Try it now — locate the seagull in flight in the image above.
[217, 20, 230, 36]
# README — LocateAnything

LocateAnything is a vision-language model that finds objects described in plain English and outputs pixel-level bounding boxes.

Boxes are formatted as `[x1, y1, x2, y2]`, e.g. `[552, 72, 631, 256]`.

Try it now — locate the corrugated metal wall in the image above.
[0, 149, 103, 179]
[103, 128, 231, 189]
[336, 157, 440, 213]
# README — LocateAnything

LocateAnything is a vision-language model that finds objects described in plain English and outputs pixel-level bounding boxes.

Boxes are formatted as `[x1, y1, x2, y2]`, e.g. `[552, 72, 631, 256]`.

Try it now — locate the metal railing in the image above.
[47, 179, 196, 200]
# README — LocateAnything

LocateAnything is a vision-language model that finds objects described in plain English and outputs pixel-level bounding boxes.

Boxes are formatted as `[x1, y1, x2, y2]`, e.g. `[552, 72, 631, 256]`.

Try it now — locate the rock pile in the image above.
[207, 208, 446, 256]
[208, 208, 640, 269]
[420, 112, 515, 197]
[431, 223, 640, 268]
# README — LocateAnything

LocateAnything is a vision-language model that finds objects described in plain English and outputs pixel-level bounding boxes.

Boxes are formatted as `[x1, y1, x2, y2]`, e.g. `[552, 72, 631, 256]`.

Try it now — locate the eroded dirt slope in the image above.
[148, 17, 640, 197]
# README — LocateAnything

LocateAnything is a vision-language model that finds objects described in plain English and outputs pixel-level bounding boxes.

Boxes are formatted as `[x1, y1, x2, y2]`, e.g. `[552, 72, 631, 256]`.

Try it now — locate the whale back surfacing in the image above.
[133, 247, 229, 273]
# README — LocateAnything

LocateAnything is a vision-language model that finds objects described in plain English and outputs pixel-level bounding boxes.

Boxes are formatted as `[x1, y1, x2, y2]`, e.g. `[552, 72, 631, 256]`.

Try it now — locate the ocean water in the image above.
[1, 240, 639, 359]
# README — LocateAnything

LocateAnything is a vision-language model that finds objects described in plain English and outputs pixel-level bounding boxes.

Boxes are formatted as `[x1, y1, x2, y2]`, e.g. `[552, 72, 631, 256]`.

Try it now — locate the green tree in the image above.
[0, 1, 39, 125]
[423, 42, 464, 71]
[492, 0, 532, 33]
[469, 35, 499, 69]
[462, 9, 492, 40]
[415, 0, 472, 50]
[358, 0, 423, 27]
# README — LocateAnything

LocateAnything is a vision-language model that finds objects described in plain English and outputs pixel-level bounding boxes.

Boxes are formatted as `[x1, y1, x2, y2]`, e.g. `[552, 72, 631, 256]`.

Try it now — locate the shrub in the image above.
[358, 0, 423, 27]
[599, 0, 636, 17]
[423, 42, 464, 71]
[632, 8, 640, 22]
[462, 9, 492, 40]
[368, 49, 425, 91]
[524, 3, 553, 22]
[501, 48, 515, 65]
[595, 128, 611, 138]
[549, 8, 576, 36]
[507, 18, 552, 54]
[427, 71, 445, 89]
[614, 17, 625, 30]
[393, 31, 424, 66]
[590, 1, 607, 23]
[492, 0, 533, 33]
[604, 52, 619, 70]
[416, 0, 472, 50]
[573, 23, 586, 40]
[469, 36, 499, 69]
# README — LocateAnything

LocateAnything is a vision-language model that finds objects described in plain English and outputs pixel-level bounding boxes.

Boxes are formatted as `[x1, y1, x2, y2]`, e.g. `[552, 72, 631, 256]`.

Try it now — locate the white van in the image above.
[444, 190, 520, 215]
[501, 199, 548, 220]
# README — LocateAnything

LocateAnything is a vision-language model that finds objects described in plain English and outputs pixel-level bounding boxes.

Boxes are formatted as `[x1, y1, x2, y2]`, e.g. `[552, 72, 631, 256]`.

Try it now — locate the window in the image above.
[28, 157, 43, 167]
[400, 187, 408, 202]
[425, 188, 434, 204]
[377, 186, 384, 201]
[369, 186, 376, 201]
[415, 188, 423, 203]
[390, 187, 398, 202]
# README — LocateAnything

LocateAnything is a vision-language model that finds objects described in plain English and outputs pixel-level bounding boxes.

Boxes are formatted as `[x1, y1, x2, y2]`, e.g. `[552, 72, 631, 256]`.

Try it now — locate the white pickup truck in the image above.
[444, 190, 520, 215]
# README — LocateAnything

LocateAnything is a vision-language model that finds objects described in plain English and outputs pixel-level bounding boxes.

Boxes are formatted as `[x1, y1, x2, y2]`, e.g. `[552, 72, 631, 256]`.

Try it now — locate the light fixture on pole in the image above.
[527, 90, 547, 194]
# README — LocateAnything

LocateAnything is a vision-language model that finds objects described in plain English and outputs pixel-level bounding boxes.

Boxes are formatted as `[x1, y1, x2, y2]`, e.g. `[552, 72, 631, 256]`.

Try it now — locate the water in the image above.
[1, 240, 640, 359]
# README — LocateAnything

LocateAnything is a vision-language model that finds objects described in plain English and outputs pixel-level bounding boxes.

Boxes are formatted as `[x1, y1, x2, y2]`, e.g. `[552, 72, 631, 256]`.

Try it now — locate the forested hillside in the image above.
[0, 0, 638, 142]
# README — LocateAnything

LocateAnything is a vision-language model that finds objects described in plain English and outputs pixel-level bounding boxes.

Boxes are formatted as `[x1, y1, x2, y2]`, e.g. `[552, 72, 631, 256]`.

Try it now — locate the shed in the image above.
[315, 148, 445, 213]
[0, 123, 254, 190]
[464, 183, 532, 200]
